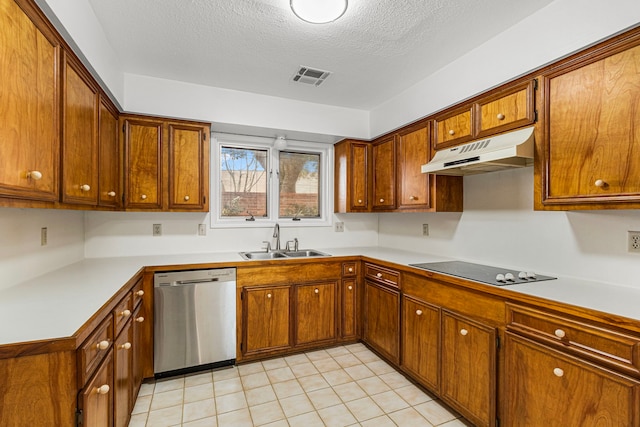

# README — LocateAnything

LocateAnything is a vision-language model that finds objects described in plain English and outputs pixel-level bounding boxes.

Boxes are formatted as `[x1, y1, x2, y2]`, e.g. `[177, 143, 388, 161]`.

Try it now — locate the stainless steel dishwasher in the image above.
[154, 268, 236, 378]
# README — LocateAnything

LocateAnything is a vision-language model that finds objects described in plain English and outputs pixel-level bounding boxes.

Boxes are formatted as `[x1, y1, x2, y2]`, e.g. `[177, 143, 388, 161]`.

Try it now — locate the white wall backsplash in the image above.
[83, 212, 378, 258]
[0, 208, 85, 290]
[378, 168, 640, 289]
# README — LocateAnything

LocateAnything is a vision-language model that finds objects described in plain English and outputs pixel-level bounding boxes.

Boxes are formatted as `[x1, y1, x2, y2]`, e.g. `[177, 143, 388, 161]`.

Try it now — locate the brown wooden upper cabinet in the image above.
[122, 115, 210, 212]
[536, 31, 640, 210]
[433, 79, 536, 151]
[0, 0, 60, 202]
[61, 53, 100, 206]
[397, 122, 431, 210]
[334, 140, 370, 212]
[372, 136, 396, 210]
[98, 96, 120, 208]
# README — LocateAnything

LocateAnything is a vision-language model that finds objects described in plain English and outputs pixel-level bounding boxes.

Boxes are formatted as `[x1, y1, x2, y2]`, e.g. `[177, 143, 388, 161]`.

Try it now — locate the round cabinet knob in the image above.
[120, 342, 132, 350]
[553, 367, 564, 377]
[27, 170, 43, 180]
[184, 195, 190, 201]
[497, 113, 506, 120]
[135, 316, 145, 323]
[416, 309, 423, 316]
[460, 328, 469, 336]
[409, 196, 417, 201]
[140, 194, 147, 200]
[136, 290, 145, 297]
[518, 271, 528, 279]
[96, 384, 110, 395]
[357, 199, 363, 204]
[348, 267, 353, 273]
[448, 129, 455, 136]
[267, 293, 272, 298]
[107, 191, 116, 197]
[594, 179, 606, 187]
[496, 274, 505, 283]
[80, 184, 91, 192]
[314, 288, 319, 294]
[554, 329, 566, 338]
[121, 309, 131, 317]
[379, 198, 384, 203]
[504, 273, 515, 281]
[376, 273, 382, 278]
[347, 285, 353, 290]
[96, 340, 109, 350]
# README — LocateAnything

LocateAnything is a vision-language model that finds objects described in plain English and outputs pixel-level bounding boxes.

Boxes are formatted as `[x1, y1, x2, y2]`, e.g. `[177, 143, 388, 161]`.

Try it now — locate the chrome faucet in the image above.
[272, 223, 281, 251]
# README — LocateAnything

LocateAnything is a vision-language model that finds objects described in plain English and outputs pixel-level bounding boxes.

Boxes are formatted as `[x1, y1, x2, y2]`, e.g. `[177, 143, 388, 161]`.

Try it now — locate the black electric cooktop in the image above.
[409, 261, 557, 286]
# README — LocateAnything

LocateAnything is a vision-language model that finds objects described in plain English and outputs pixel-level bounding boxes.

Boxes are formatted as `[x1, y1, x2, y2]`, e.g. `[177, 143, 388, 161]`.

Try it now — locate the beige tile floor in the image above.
[128, 343, 471, 427]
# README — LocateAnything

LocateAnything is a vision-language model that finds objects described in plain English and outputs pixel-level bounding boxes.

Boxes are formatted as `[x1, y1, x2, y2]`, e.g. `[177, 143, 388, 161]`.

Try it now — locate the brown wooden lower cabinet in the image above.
[363, 279, 400, 364]
[79, 350, 114, 427]
[295, 281, 337, 345]
[114, 317, 133, 427]
[131, 305, 145, 400]
[401, 295, 440, 392]
[242, 285, 292, 356]
[504, 332, 640, 427]
[441, 310, 496, 427]
[341, 278, 358, 339]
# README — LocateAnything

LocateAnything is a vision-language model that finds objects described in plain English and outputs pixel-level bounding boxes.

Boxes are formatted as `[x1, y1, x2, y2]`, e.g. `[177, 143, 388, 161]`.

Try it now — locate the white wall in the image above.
[83, 212, 378, 258]
[378, 168, 640, 289]
[0, 208, 85, 290]
[370, 0, 640, 137]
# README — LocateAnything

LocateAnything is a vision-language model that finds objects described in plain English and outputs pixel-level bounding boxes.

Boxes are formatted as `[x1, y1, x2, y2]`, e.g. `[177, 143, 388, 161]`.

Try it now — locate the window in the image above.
[212, 134, 331, 227]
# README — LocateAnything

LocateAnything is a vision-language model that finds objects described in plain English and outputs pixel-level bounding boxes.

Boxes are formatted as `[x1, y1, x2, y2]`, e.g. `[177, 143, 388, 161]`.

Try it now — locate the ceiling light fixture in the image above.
[290, 0, 348, 24]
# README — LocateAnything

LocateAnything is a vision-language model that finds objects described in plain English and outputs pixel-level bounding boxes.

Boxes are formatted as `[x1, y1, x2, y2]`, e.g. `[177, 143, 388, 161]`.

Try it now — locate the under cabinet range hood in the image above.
[421, 126, 535, 176]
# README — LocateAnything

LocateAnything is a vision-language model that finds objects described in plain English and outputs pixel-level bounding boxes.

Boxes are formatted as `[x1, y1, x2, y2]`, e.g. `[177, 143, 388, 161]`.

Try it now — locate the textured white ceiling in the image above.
[87, 0, 554, 110]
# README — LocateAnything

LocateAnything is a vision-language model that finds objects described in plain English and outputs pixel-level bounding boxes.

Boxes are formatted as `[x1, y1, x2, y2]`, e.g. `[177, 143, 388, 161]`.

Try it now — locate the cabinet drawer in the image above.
[78, 315, 113, 386]
[132, 279, 145, 308]
[113, 293, 133, 336]
[475, 80, 535, 137]
[507, 304, 640, 376]
[433, 106, 473, 149]
[342, 262, 358, 277]
[364, 263, 399, 288]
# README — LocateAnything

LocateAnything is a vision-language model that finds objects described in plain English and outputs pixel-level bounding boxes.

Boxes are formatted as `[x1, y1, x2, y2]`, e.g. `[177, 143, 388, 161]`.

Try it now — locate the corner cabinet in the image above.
[98, 96, 121, 208]
[0, 0, 60, 202]
[536, 29, 640, 210]
[122, 115, 210, 212]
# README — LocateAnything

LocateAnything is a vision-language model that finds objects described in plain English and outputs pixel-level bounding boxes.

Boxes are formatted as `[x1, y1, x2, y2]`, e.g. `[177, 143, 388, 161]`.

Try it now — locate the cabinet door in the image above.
[504, 332, 640, 427]
[167, 123, 208, 210]
[475, 79, 535, 138]
[131, 306, 145, 405]
[433, 106, 473, 150]
[98, 97, 120, 207]
[79, 350, 113, 427]
[441, 311, 496, 427]
[0, 0, 59, 201]
[397, 124, 431, 209]
[243, 286, 291, 356]
[363, 280, 399, 364]
[61, 55, 99, 205]
[541, 42, 640, 206]
[372, 136, 396, 210]
[124, 119, 163, 209]
[350, 142, 370, 211]
[114, 319, 133, 427]
[401, 296, 439, 392]
[341, 279, 358, 339]
[295, 281, 337, 345]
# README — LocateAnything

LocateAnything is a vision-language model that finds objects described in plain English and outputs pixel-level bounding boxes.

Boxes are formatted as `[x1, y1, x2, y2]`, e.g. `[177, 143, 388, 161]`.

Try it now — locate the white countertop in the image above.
[1, 247, 639, 346]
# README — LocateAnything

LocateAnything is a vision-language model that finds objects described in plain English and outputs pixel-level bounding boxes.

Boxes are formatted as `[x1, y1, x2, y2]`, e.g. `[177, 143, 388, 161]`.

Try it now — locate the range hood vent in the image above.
[421, 126, 535, 176]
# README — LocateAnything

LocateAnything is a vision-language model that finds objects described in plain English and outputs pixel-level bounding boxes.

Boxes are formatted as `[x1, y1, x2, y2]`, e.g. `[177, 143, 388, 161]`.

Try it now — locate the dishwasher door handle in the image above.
[174, 278, 220, 285]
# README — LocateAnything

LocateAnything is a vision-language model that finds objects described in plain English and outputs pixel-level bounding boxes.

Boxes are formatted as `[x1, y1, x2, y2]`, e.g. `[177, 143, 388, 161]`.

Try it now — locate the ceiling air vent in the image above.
[292, 66, 331, 86]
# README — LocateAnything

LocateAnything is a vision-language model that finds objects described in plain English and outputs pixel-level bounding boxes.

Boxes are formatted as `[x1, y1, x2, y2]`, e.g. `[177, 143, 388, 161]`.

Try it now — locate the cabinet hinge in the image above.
[203, 196, 206, 204]
[240, 342, 243, 352]
[533, 78, 538, 90]
[122, 124, 125, 133]
[534, 110, 538, 123]
[76, 409, 83, 426]
[496, 336, 501, 349]
[496, 417, 500, 427]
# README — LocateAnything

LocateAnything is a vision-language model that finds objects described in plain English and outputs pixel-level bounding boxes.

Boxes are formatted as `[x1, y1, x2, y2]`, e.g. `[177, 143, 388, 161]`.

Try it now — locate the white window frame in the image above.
[210, 133, 333, 228]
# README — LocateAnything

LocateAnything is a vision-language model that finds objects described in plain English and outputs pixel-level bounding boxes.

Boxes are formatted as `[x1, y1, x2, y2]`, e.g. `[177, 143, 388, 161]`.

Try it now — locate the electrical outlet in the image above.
[422, 224, 429, 236]
[41, 227, 47, 246]
[335, 221, 345, 232]
[629, 231, 640, 253]
[153, 224, 162, 236]
[198, 223, 207, 236]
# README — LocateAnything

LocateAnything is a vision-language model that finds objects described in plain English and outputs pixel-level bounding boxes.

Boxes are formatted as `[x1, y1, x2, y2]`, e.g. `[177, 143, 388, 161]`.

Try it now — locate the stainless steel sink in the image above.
[239, 249, 330, 260]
